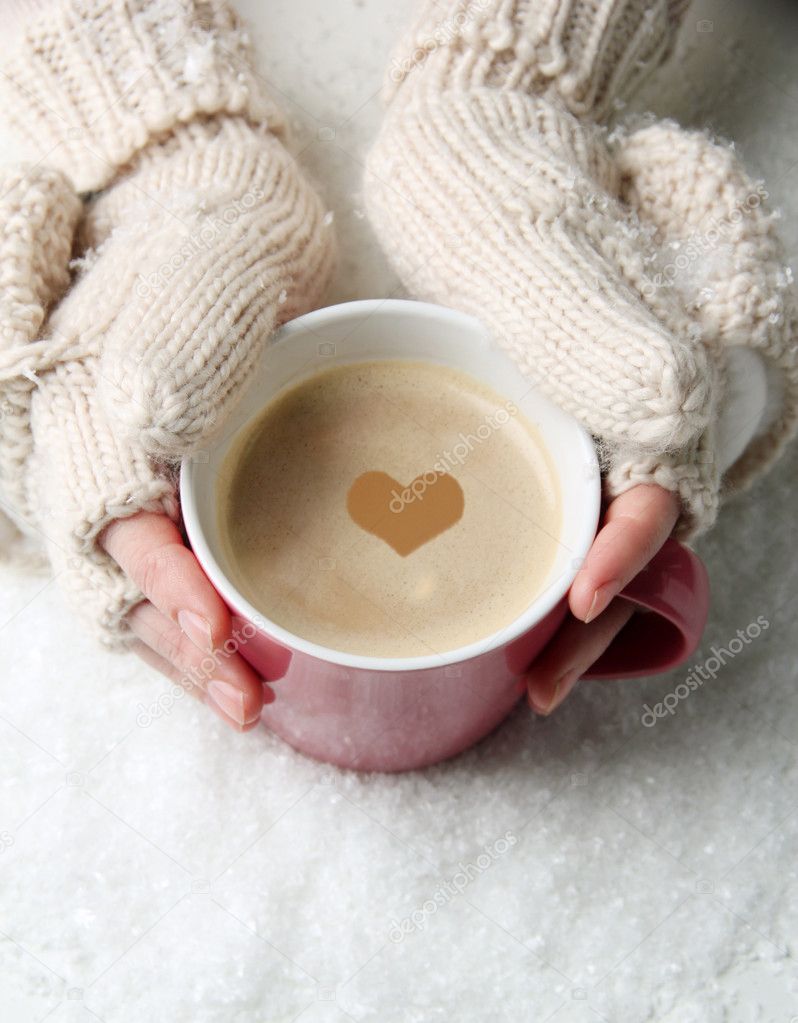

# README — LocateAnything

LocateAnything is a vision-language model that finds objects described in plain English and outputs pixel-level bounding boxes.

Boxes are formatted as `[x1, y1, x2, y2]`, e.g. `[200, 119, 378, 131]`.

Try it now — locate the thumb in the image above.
[0, 164, 81, 531]
[0, 164, 81, 349]
[615, 120, 793, 351]
[615, 119, 798, 490]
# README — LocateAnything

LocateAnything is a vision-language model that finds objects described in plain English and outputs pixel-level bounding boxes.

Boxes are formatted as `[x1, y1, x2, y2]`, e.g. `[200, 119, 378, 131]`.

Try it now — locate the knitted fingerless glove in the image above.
[0, 0, 335, 644]
[365, 0, 798, 538]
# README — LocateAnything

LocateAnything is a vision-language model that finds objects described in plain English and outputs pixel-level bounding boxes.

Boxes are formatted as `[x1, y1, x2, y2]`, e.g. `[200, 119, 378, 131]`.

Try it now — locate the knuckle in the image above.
[133, 542, 186, 600]
[156, 627, 186, 667]
[155, 622, 196, 673]
[128, 605, 198, 673]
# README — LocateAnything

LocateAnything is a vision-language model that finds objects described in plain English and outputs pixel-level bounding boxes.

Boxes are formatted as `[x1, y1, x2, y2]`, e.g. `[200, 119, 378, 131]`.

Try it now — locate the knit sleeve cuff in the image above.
[384, 0, 688, 120]
[59, 555, 149, 648]
[27, 359, 180, 646]
[0, 0, 285, 193]
[604, 428, 721, 542]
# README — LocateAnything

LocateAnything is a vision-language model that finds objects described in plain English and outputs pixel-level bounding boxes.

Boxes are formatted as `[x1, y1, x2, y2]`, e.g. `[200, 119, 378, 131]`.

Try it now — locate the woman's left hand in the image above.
[525, 484, 680, 716]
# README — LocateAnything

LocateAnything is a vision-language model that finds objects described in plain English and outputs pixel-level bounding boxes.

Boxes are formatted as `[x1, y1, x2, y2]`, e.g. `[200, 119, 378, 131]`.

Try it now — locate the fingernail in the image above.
[527, 670, 579, 716]
[584, 582, 619, 623]
[206, 679, 251, 727]
[178, 610, 213, 652]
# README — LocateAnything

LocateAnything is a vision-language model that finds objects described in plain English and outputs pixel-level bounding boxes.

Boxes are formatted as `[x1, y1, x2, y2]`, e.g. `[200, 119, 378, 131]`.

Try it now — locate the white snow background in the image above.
[1, 1, 797, 1020]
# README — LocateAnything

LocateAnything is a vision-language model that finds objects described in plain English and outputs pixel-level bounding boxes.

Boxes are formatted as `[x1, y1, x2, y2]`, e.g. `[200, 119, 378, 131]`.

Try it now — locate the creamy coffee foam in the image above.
[217, 360, 563, 658]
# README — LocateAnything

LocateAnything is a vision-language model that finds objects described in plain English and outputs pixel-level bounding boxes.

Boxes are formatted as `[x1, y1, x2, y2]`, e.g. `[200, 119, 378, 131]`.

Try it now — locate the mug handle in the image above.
[581, 538, 710, 680]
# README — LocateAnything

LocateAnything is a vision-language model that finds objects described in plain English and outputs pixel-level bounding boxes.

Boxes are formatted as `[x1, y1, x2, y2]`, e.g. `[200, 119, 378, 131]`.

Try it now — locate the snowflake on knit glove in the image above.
[365, 0, 798, 539]
[0, 121, 333, 644]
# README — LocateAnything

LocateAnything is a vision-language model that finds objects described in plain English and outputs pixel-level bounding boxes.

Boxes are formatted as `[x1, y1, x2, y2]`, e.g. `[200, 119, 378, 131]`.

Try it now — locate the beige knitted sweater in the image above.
[1, 0, 796, 646]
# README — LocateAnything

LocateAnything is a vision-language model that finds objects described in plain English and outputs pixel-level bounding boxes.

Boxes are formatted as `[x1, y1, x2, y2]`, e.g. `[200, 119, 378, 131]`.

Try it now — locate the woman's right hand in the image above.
[101, 511, 271, 732]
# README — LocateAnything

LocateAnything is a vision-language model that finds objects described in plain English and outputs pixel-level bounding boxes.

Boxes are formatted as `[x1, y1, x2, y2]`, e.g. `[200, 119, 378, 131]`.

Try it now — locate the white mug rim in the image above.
[180, 299, 601, 671]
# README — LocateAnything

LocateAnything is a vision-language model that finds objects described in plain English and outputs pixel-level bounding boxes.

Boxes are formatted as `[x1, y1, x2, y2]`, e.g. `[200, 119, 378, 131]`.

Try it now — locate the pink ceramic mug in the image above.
[181, 300, 709, 772]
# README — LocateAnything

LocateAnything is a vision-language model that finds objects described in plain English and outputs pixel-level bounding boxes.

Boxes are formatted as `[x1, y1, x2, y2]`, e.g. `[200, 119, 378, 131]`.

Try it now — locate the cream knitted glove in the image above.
[610, 122, 798, 497]
[0, 0, 334, 643]
[365, 0, 798, 538]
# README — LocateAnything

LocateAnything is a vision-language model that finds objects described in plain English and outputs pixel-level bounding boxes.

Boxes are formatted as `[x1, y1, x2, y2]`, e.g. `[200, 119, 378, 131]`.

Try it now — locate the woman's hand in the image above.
[525, 484, 680, 716]
[101, 512, 271, 732]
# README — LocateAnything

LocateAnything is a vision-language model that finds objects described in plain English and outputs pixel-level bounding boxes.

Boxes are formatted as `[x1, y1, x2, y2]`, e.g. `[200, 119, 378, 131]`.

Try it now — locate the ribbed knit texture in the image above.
[0, 1, 335, 644]
[365, 0, 798, 538]
[384, 0, 690, 120]
[0, 0, 285, 194]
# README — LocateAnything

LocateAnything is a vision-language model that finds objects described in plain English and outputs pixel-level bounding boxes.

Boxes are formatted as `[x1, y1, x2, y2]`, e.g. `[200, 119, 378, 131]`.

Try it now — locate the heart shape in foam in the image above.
[346, 471, 464, 556]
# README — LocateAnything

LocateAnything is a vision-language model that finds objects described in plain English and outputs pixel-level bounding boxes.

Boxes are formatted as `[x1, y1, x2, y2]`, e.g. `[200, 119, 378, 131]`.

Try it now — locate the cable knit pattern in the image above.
[365, 0, 798, 538]
[384, 0, 689, 120]
[0, 1, 335, 644]
[0, 0, 285, 194]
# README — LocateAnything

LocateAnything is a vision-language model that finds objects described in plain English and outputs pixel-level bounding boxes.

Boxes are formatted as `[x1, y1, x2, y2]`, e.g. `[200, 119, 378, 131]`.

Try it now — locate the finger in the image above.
[130, 634, 276, 725]
[129, 639, 203, 700]
[526, 599, 636, 716]
[569, 484, 679, 623]
[127, 600, 270, 731]
[102, 511, 232, 654]
[0, 165, 80, 343]
[130, 638, 267, 733]
[617, 122, 791, 349]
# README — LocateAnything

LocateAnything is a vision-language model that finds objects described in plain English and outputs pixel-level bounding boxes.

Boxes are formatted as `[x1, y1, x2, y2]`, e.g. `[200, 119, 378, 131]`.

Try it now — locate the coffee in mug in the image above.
[217, 359, 563, 658]
[183, 299, 709, 771]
